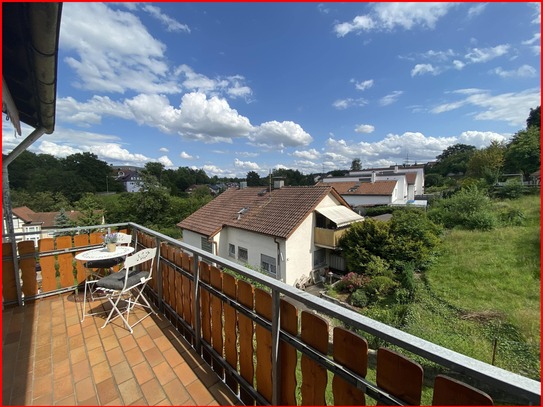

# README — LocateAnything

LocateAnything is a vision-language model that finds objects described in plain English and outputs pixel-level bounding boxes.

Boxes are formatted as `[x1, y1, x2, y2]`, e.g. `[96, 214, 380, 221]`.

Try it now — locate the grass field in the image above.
[404, 194, 540, 380]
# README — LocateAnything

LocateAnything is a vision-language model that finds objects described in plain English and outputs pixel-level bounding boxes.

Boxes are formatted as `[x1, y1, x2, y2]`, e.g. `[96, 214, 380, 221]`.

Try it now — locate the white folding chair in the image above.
[94, 247, 157, 333]
[81, 232, 133, 321]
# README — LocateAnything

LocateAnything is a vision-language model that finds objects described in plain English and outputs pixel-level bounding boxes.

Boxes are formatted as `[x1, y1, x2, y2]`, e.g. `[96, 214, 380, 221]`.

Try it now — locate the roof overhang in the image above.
[315, 206, 364, 228]
[2, 2, 62, 135]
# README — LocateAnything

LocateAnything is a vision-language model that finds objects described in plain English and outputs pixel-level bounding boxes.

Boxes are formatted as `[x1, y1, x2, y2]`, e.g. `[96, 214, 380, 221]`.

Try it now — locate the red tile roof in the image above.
[12, 207, 101, 228]
[319, 181, 397, 196]
[406, 173, 417, 184]
[177, 186, 347, 239]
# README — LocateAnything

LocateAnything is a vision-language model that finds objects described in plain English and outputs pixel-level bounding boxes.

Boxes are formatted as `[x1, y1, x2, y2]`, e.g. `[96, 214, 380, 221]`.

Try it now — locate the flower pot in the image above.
[106, 243, 116, 252]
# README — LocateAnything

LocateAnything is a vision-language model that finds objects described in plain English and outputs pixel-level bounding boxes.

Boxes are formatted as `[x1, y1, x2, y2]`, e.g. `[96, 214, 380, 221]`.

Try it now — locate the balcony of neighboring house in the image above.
[2, 223, 541, 406]
[314, 226, 348, 249]
[314, 206, 363, 249]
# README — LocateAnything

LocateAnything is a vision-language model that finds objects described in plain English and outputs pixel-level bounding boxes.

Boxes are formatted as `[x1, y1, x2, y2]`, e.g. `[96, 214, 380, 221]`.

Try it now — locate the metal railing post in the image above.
[155, 237, 163, 312]
[271, 288, 281, 405]
[192, 254, 201, 355]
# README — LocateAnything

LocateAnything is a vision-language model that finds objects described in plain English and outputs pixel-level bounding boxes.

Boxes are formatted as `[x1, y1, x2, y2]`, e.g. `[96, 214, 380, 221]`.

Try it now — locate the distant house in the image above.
[320, 164, 425, 206]
[113, 166, 143, 193]
[177, 184, 363, 286]
[6, 206, 105, 245]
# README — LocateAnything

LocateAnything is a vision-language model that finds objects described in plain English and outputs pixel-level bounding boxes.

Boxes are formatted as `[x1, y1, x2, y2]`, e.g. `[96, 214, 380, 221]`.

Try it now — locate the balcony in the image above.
[314, 227, 348, 249]
[2, 222, 541, 406]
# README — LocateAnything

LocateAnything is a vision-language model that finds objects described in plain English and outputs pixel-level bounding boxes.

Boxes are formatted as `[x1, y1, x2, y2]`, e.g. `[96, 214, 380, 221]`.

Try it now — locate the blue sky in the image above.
[2, 2, 541, 178]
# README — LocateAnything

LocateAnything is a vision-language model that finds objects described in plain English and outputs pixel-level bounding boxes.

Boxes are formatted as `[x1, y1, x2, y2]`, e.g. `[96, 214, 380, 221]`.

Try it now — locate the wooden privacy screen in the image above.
[156, 253, 495, 406]
[1, 230, 130, 300]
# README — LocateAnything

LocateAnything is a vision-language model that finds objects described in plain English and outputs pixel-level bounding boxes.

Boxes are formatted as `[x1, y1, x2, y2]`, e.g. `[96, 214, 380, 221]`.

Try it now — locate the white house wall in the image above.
[218, 227, 286, 282]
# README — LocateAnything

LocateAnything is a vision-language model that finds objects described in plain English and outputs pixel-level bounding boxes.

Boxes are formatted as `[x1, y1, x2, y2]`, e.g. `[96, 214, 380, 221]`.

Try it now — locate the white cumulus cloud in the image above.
[355, 124, 375, 133]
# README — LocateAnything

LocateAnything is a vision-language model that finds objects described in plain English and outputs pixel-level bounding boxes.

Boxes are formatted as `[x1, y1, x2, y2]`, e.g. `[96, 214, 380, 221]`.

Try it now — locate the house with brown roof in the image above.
[318, 179, 400, 207]
[177, 184, 363, 286]
[6, 206, 105, 245]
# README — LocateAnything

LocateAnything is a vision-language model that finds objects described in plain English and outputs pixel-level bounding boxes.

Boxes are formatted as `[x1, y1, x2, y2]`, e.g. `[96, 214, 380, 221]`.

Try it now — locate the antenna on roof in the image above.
[269, 169, 272, 202]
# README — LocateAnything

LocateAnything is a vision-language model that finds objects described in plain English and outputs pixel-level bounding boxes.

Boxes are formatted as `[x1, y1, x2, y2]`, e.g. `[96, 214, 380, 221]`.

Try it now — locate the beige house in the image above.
[177, 185, 363, 286]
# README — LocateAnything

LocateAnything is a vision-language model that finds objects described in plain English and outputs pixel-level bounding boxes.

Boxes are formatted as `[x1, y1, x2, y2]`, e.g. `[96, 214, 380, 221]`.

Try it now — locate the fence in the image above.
[2, 223, 540, 405]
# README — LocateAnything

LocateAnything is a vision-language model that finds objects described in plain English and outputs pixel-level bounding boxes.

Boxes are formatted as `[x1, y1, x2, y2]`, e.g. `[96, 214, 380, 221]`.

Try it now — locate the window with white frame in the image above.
[261, 254, 277, 275]
[238, 247, 248, 262]
[228, 244, 236, 258]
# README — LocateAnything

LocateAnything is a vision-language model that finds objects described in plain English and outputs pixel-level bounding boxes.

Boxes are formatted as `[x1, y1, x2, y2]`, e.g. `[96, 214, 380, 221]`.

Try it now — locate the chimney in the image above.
[371, 171, 376, 183]
[273, 177, 285, 189]
[239, 181, 247, 189]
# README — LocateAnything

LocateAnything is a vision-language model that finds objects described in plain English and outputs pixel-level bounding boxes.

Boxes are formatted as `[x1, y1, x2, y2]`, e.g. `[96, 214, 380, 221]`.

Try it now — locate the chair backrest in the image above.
[124, 247, 157, 275]
[115, 232, 132, 246]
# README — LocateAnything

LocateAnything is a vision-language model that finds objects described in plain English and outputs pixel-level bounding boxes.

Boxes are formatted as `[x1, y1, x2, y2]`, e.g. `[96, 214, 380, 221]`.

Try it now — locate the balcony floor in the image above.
[2, 293, 239, 406]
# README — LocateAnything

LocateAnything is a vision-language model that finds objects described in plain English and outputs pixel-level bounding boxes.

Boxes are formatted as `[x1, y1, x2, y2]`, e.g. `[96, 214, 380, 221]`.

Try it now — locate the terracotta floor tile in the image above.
[68, 334, 85, 349]
[141, 378, 167, 405]
[33, 392, 54, 406]
[119, 334, 138, 351]
[173, 362, 198, 386]
[92, 360, 113, 384]
[136, 334, 155, 352]
[72, 358, 91, 383]
[54, 394, 76, 405]
[112, 360, 134, 384]
[53, 375, 75, 401]
[185, 380, 214, 406]
[88, 347, 107, 367]
[33, 373, 53, 399]
[152, 360, 177, 386]
[162, 347, 185, 368]
[129, 397, 149, 405]
[162, 378, 191, 405]
[104, 397, 123, 405]
[96, 377, 119, 405]
[34, 357, 53, 377]
[133, 361, 155, 385]
[69, 345, 87, 364]
[79, 395, 99, 405]
[75, 376, 95, 403]
[118, 378, 144, 405]
[124, 346, 146, 366]
[106, 346, 126, 366]
[143, 346, 165, 367]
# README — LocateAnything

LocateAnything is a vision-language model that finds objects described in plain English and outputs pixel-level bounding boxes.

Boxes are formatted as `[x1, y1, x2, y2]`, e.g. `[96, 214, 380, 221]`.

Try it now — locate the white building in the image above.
[320, 165, 425, 205]
[177, 185, 363, 286]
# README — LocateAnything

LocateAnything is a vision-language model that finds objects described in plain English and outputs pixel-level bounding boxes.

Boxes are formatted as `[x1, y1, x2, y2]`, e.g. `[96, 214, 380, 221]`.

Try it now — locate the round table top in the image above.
[75, 245, 135, 261]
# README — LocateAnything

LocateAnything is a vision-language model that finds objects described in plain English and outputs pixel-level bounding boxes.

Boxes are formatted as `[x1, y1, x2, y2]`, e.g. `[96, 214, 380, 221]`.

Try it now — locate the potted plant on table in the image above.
[103, 233, 118, 252]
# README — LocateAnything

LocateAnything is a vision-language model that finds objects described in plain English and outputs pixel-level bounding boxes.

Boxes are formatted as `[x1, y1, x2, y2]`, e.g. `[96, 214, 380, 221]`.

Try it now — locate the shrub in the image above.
[350, 289, 368, 308]
[335, 272, 370, 293]
[493, 179, 526, 199]
[428, 186, 498, 231]
[365, 276, 398, 298]
[365, 255, 392, 277]
[497, 207, 525, 226]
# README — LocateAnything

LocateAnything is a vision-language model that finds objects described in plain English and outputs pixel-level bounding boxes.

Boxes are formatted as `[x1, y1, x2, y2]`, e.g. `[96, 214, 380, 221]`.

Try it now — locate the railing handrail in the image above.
[3, 221, 540, 403]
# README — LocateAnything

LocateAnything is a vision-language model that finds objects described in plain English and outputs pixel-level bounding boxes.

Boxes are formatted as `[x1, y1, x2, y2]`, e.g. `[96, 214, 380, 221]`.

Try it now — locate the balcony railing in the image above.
[314, 227, 347, 249]
[2, 222, 541, 405]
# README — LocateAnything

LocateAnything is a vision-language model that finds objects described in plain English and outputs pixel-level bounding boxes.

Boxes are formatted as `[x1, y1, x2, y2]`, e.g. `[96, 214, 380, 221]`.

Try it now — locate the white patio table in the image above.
[76, 245, 135, 321]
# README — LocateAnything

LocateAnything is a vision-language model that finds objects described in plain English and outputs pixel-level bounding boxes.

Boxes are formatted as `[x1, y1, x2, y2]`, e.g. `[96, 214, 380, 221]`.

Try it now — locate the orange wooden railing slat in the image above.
[300, 311, 329, 406]
[19, 241, 37, 297]
[377, 347, 423, 405]
[210, 265, 224, 377]
[237, 279, 255, 406]
[333, 327, 368, 405]
[222, 272, 239, 394]
[56, 236, 74, 288]
[279, 299, 298, 405]
[2, 243, 17, 301]
[255, 288, 273, 403]
[432, 375, 493, 406]
[38, 238, 56, 293]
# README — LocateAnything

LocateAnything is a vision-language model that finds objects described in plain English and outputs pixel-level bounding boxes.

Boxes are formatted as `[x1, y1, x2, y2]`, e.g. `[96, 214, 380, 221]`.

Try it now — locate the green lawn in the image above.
[405, 194, 540, 380]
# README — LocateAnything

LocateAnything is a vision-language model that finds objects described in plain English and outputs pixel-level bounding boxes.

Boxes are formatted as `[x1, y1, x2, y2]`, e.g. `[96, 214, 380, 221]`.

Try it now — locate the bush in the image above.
[428, 186, 498, 231]
[364, 205, 394, 217]
[350, 289, 368, 308]
[365, 255, 392, 277]
[335, 272, 370, 293]
[365, 276, 398, 298]
[493, 179, 526, 199]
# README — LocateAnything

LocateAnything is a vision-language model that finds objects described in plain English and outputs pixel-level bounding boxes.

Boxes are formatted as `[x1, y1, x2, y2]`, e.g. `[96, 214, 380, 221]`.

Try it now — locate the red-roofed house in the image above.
[7, 207, 105, 245]
[177, 185, 364, 286]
